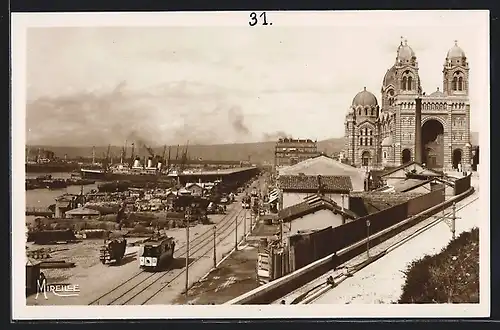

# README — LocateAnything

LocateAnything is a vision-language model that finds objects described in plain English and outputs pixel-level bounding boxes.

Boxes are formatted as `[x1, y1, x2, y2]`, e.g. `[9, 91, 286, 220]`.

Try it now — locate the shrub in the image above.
[399, 227, 479, 303]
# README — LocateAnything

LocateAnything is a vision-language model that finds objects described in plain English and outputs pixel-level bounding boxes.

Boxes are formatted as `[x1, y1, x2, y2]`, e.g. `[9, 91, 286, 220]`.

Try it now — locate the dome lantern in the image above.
[396, 37, 416, 64]
[447, 40, 466, 60]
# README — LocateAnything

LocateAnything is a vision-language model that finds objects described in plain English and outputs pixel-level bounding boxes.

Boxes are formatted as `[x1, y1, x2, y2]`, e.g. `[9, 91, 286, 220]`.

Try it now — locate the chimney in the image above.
[415, 96, 423, 163]
[317, 175, 323, 195]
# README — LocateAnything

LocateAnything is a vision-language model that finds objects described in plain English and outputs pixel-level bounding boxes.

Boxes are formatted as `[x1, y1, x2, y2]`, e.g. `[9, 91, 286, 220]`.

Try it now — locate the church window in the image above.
[452, 77, 457, 91]
[407, 76, 413, 90]
[370, 138, 373, 146]
[401, 76, 407, 90]
[383, 151, 387, 159]
[365, 108, 368, 116]
[369, 130, 373, 136]
[458, 77, 463, 91]
[359, 137, 363, 145]
[358, 109, 361, 116]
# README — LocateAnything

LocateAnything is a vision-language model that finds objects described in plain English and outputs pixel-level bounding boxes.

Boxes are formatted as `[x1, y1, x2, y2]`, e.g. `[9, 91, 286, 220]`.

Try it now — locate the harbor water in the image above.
[26, 172, 99, 225]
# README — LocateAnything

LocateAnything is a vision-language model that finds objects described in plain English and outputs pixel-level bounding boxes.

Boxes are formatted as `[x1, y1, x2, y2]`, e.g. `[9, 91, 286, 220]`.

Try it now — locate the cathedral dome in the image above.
[396, 39, 416, 62]
[447, 41, 466, 59]
[352, 87, 378, 107]
[383, 66, 397, 87]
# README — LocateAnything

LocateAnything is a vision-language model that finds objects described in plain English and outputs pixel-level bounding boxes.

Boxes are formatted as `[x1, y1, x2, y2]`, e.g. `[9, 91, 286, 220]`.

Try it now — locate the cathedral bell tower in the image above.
[394, 38, 421, 96]
[443, 40, 469, 96]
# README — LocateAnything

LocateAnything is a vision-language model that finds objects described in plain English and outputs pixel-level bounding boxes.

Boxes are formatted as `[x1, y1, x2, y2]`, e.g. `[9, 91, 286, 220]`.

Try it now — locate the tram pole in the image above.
[185, 209, 190, 297]
[235, 214, 238, 251]
[213, 225, 217, 268]
[451, 202, 456, 239]
[366, 220, 371, 258]
[244, 208, 247, 237]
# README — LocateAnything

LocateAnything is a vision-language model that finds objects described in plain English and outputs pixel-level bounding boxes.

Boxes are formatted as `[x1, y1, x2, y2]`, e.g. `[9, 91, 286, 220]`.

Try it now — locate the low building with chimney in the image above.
[343, 38, 472, 172]
[278, 194, 358, 235]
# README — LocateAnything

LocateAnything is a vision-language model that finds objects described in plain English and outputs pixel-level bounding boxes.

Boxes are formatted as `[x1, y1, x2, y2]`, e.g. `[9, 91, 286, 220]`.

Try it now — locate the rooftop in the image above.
[278, 155, 365, 191]
[278, 174, 353, 193]
[392, 178, 432, 193]
[278, 194, 358, 222]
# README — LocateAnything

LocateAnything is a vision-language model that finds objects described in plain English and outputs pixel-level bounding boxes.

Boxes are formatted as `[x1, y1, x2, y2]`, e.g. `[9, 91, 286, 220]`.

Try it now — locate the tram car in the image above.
[99, 237, 127, 264]
[140, 235, 176, 271]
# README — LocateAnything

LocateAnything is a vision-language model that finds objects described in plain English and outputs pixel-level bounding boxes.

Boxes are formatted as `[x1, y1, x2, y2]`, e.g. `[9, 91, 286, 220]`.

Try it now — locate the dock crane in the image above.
[166, 146, 172, 174]
[179, 141, 189, 173]
[130, 142, 135, 167]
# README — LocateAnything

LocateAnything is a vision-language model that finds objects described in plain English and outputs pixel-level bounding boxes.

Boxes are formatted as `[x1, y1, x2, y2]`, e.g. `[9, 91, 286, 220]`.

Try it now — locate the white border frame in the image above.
[11, 10, 490, 320]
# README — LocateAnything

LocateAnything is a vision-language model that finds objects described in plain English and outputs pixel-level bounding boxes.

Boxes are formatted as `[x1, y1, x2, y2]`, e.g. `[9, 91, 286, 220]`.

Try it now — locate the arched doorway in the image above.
[361, 151, 370, 167]
[452, 149, 463, 169]
[402, 149, 411, 164]
[422, 119, 444, 169]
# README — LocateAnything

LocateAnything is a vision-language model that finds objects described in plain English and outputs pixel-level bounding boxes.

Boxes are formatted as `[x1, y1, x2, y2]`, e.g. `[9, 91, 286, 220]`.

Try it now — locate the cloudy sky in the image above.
[23, 11, 488, 146]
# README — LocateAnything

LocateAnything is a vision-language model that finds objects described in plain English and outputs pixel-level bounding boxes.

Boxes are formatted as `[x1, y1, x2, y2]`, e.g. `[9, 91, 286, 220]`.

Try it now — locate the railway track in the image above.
[88, 204, 249, 305]
[280, 195, 479, 305]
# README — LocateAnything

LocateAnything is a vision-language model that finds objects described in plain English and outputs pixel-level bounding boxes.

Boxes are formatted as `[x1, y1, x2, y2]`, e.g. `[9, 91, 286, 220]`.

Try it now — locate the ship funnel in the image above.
[133, 159, 141, 168]
[147, 158, 153, 168]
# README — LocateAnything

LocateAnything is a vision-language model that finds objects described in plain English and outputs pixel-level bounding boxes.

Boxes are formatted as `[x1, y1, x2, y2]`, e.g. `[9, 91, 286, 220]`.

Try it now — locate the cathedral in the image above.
[342, 39, 472, 172]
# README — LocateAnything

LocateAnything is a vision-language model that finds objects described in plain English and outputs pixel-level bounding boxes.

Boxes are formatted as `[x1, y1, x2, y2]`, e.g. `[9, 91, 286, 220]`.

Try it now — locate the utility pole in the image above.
[442, 202, 460, 240]
[213, 225, 217, 268]
[366, 220, 371, 258]
[185, 207, 190, 297]
[451, 202, 456, 239]
[235, 214, 238, 251]
[244, 209, 247, 238]
[279, 188, 284, 244]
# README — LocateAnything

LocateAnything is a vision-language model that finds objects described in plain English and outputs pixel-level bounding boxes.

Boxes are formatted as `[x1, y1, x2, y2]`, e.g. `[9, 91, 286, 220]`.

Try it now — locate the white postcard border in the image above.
[11, 10, 491, 320]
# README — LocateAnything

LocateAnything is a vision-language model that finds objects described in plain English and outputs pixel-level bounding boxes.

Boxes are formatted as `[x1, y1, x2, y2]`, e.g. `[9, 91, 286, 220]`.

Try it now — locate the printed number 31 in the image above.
[249, 12, 270, 26]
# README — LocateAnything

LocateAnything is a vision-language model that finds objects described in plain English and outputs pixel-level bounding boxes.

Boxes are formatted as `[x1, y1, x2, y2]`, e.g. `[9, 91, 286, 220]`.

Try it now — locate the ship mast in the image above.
[167, 146, 172, 174]
[92, 146, 96, 165]
[130, 143, 135, 167]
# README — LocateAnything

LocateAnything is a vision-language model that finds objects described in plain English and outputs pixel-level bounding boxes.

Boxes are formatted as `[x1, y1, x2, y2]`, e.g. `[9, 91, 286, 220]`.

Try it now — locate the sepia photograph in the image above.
[11, 10, 489, 319]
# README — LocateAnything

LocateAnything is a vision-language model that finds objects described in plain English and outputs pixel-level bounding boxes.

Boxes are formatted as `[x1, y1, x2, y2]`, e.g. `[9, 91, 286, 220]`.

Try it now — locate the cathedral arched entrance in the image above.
[401, 149, 411, 164]
[421, 119, 444, 169]
[452, 149, 463, 169]
[361, 151, 371, 167]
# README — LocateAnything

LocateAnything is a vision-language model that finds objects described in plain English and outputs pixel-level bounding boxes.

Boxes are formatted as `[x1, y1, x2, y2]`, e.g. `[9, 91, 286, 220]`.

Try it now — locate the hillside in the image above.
[25, 131, 478, 164]
[26, 137, 345, 164]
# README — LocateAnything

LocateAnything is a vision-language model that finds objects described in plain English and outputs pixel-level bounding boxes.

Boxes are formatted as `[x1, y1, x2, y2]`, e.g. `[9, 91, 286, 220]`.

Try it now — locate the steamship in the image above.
[80, 157, 172, 182]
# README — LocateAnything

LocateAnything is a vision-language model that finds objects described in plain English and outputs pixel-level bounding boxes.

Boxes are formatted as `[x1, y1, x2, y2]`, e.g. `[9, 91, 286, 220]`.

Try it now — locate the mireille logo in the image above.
[35, 272, 80, 300]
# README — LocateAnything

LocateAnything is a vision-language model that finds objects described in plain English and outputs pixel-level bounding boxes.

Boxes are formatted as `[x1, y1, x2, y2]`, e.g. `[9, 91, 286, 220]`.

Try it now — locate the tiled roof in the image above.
[278, 194, 357, 222]
[277, 155, 365, 191]
[393, 178, 432, 193]
[381, 162, 442, 178]
[278, 175, 353, 192]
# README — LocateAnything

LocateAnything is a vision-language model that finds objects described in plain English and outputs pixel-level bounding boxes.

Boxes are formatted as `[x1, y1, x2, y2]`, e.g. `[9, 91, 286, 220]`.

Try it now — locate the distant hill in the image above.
[27, 137, 345, 164]
[26, 131, 479, 164]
